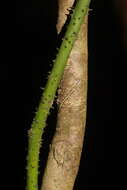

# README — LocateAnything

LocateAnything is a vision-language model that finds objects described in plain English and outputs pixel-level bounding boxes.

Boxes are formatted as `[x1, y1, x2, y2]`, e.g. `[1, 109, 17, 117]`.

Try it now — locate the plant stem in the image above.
[26, 1, 91, 190]
[40, 0, 88, 189]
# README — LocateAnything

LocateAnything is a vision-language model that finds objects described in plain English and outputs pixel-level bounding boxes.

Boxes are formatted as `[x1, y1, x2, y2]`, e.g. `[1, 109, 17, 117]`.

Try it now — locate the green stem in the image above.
[26, 0, 91, 190]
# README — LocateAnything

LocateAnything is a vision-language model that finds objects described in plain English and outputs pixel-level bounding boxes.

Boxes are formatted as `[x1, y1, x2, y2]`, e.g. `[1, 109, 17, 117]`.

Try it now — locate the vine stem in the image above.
[26, 1, 91, 190]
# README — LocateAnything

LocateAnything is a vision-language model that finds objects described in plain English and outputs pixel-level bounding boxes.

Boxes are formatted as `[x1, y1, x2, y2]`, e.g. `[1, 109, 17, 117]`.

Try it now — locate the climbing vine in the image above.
[26, 1, 91, 190]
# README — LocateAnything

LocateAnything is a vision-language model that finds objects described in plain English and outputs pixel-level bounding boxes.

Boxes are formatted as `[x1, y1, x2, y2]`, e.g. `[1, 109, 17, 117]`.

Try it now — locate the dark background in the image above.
[2, 0, 126, 189]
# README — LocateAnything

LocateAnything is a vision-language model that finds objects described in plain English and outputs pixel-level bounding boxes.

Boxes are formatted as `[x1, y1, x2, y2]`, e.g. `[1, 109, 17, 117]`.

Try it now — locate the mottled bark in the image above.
[41, 0, 88, 189]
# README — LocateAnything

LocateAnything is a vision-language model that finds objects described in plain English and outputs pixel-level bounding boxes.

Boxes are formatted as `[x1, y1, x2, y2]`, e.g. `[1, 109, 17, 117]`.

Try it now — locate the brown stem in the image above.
[41, 0, 88, 189]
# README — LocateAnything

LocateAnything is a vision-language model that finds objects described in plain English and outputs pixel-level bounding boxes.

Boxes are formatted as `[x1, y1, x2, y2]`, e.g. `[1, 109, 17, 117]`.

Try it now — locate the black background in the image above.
[2, 0, 125, 189]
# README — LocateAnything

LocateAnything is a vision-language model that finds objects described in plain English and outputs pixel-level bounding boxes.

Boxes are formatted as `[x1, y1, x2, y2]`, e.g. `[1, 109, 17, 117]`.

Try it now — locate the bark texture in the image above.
[41, 0, 88, 189]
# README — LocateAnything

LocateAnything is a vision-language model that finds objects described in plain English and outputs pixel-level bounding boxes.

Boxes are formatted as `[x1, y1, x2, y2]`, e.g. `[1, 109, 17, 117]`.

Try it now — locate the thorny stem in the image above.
[26, 1, 91, 190]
